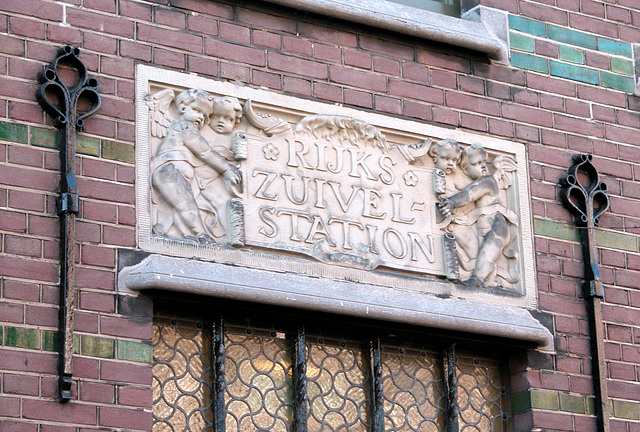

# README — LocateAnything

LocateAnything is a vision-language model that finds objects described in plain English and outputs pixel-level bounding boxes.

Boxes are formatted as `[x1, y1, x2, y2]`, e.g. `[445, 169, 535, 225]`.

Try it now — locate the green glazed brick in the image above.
[77, 135, 101, 156]
[73, 335, 80, 354]
[118, 340, 153, 363]
[558, 45, 584, 64]
[5, 327, 41, 349]
[611, 58, 634, 76]
[508, 15, 547, 37]
[511, 52, 549, 73]
[598, 38, 632, 58]
[600, 71, 635, 93]
[548, 25, 597, 50]
[0, 121, 29, 144]
[595, 229, 638, 252]
[43, 330, 58, 352]
[586, 397, 596, 415]
[30, 127, 61, 149]
[102, 140, 135, 163]
[613, 399, 639, 420]
[510, 32, 534, 53]
[81, 335, 115, 359]
[0, 326, 3, 345]
[559, 394, 585, 414]
[550, 61, 599, 85]
[531, 390, 559, 410]
[534, 219, 580, 242]
[511, 390, 532, 414]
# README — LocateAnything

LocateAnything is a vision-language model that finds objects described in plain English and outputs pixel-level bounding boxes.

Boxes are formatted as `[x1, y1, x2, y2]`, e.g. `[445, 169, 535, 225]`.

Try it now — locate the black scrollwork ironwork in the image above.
[36, 45, 101, 403]
[561, 154, 610, 432]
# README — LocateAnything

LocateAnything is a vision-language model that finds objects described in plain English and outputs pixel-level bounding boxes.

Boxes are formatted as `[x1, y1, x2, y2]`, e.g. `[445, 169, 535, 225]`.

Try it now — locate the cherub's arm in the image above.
[438, 176, 499, 216]
[181, 124, 242, 185]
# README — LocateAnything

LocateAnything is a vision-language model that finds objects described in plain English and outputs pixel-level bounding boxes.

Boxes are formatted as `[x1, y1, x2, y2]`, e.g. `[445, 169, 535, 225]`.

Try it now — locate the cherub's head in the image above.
[428, 138, 462, 174]
[210, 96, 242, 135]
[461, 143, 488, 180]
[174, 89, 214, 129]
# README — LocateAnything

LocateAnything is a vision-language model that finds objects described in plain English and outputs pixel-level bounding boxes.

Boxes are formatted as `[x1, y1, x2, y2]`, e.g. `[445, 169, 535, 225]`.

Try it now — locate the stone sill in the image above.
[119, 254, 552, 349]
[263, 0, 509, 61]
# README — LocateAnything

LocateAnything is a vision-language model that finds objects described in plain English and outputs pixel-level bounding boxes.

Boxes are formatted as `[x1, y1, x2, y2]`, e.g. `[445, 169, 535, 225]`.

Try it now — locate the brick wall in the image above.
[0, 0, 639, 431]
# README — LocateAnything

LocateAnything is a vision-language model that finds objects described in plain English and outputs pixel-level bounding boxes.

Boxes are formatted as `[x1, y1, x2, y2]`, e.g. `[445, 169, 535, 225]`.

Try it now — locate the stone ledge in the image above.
[119, 254, 553, 349]
[264, 0, 508, 61]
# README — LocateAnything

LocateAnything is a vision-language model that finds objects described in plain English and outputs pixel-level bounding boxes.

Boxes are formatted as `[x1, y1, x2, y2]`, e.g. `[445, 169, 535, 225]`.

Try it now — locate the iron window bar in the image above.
[207, 317, 464, 432]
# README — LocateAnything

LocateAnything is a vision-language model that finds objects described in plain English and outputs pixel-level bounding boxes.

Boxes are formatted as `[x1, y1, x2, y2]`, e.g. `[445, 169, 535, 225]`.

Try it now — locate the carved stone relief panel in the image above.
[136, 66, 536, 309]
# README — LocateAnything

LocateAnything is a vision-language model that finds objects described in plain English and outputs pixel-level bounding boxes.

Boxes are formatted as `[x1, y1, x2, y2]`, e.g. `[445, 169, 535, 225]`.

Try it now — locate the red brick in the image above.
[137, 23, 202, 52]
[0, 209, 27, 233]
[3, 279, 40, 302]
[118, 386, 153, 408]
[417, 50, 471, 74]
[0, 419, 37, 431]
[0, 255, 58, 283]
[206, 38, 266, 66]
[8, 189, 46, 213]
[118, 205, 136, 226]
[314, 82, 342, 103]
[79, 381, 115, 404]
[23, 399, 97, 425]
[314, 44, 341, 63]
[570, 11, 618, 38]
[283, 36, 313, 58]
[170, 0, 233, 19]
[220, 62, 250, 82]
[120, 40, 152, 62]
[100, 56, 134, 79]
[25, 304, 57, 326]
[297, 22, 356, 47]
[101, 360, 152, 385]
[188, 14, 219, 36]
[459, 76, 485, 95]
[402, 62, 429, 83]
[344, 89, 373, 109]
[101, 315, 152, 339]
[373, 57, 400, 76]
[283, 76, 311, 96]
[99, 406, 152, 430]
[75, 267, 115, 290]
[268, 52, 327, 79]
[329, 65, 386, 92]
[187, 55, 218, 77]
[502, 103, 553, 127]
[236, 7, 296, 34]
[403, 101, 432, 121]
[154, 47, 186, 69]
[103, 225, 135, 246]
[460, 113, 486, 131]
[0, 349, 57, 374]
[80, 291, 115, 313]
[8, 16, 45, 39]
[68, 8, 134, 37]
[4, 373, 39, 396]
[534, 39, 559, 58]
[77, 177, 134, 204]
[5, 234, 41, 257]
[359, 35, 414, 60]
[253, 70, 282, 90]
[2, 0, 63, 20]
[374, 95, 402, 115]
[447, 92, 500, 116]
[432, 106, 459, 126]
[389, 79, 443, 104]
[155, 7, 186, 28]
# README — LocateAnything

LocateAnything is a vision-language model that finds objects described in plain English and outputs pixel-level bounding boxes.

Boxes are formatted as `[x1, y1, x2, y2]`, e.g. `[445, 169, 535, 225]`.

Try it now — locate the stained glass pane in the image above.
[152, 319, 213, 432]
[381, 346, 446, 432]
[457, 355, 507, 432]
[225, 326, 293, 432]
[307, 338, 371, 432]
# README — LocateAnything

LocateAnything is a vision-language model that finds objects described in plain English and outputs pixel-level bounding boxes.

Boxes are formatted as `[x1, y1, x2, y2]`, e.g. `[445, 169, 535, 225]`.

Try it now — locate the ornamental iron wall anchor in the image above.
[560, 153, 610, 432]
[36, 45, 101, 403]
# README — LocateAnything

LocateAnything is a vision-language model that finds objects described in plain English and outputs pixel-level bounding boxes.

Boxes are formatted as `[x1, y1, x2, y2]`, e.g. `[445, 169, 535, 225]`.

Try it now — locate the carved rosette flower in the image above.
[262, 143, 279, 161]
[403, 170, 418, 187]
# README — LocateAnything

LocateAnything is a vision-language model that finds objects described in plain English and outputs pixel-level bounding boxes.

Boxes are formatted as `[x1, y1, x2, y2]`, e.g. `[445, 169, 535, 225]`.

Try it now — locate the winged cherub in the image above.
[437, 144, 519, 288]
[145, 88, 242, 244]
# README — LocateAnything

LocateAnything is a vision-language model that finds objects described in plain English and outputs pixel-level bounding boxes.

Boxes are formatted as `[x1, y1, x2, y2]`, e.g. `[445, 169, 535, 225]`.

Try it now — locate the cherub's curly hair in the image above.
[460, 143, 487, 169]
[212, 96, 243, 125]
[428, 138, 462, 161]
[174, 89, 214, 111]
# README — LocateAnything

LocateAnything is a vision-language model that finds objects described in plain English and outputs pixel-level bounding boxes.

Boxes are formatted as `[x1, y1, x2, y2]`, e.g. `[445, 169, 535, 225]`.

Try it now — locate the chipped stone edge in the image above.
[119, 254, 553, 350]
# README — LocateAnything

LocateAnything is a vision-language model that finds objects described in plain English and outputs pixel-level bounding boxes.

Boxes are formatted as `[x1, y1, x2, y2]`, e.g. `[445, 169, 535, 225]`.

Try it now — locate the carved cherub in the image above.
[146, 88, 242, 244]
[438, 144, 519, 288]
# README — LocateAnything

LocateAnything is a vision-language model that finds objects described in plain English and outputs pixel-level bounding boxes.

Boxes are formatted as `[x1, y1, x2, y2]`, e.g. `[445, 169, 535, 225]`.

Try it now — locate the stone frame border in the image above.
[135, 64, 537, 310]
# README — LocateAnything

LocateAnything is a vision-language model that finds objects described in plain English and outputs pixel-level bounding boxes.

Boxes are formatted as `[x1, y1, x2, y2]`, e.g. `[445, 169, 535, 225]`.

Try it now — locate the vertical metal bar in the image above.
[292, 325, 308, 432]
[444, 344, 459, 432]
[561, 154, 611, 432]
[36, 45, 100, 403]
[369, 336, 384, 432]
[213, 315, 226, 432]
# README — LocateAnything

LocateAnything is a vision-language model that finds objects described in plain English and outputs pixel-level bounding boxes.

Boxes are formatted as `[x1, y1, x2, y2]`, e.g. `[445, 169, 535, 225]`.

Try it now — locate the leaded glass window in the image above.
[153, 310, 510, 432]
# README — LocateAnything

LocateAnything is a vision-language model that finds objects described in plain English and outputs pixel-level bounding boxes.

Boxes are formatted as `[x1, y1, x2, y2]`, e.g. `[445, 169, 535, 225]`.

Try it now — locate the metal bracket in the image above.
[560, 153, 610, 432]
[36, 45, 101, 403]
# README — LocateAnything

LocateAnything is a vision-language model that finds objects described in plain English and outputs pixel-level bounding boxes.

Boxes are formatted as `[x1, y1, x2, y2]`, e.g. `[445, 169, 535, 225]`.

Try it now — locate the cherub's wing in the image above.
[491, 155, 517, 189]
[144, 89, 175, 138]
